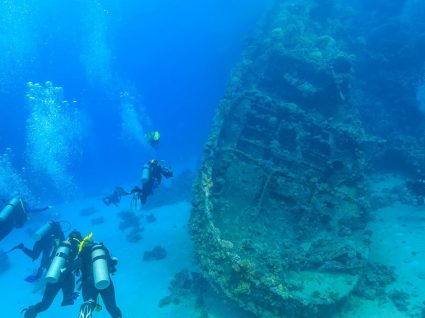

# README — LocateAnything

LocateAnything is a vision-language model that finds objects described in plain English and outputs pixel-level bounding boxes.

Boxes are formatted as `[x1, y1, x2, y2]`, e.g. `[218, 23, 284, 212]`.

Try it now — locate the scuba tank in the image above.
[91, 244, 111, 290]
[33, 221, 54, 241]
[0, 197, 21, 222]
[45, 241, 71, 284]
[141, 164, 150, 184]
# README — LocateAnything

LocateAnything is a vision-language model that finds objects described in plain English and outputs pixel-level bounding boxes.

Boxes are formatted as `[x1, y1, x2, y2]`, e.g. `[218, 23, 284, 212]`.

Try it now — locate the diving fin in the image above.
[22, 306, 37, 318]
[78, 301, 94, 318]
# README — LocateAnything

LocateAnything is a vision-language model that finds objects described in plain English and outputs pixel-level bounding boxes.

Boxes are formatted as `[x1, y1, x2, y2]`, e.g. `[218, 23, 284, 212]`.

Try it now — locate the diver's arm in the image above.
[26, 206, 50, 214]
[160, 166, 174, 179]
[21, 246, 37, 260]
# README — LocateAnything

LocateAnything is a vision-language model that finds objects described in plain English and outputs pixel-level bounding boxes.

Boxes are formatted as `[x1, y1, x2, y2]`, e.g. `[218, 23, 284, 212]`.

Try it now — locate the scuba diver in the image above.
[130, 159, 173, 209]
[0, 197, 51, 241]
[21, 230, 83, 318]
[77, 234, 122, 318]
[10, 220, 65, 282]
[102, 187, 129, 206]
[145, 130, 161, 148]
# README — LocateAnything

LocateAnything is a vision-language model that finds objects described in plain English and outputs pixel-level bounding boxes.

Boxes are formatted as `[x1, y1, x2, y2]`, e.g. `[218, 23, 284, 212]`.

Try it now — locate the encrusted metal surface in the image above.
[191, 2, 371, 317]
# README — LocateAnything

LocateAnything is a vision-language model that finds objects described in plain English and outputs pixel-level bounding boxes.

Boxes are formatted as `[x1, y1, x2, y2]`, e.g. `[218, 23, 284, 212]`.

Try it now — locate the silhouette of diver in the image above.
[0, 197, 50, 241]
[10, 220, 65, 282]
[130, 159, 173, 209]
[102, 187, 129, 206]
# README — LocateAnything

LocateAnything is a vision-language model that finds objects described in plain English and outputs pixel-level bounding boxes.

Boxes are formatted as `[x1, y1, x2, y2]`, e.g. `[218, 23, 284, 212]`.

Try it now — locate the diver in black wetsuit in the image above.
[11, 220, 65, 282]
[131, 159, 173, 208]
[77, 239, 122, 318]
[0, 197, 50, 241]
[21, 230, 82, 318]
[102, 187, 129, 206]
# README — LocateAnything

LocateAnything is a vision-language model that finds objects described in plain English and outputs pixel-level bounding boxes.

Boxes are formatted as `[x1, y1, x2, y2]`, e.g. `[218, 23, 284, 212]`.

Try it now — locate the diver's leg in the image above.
[23, 282, 60, 317]
[79, 281, 98, 318]
[140, 191, 148, 204]
[78, 299, 96, 318]
[0, 217, 13, 241]
[101, 280, 122, 318]
[36, 282, 61, 311]
[61, 272, 75, 306]
[130, 195, 136, 210]
[81, 280, 98, 302]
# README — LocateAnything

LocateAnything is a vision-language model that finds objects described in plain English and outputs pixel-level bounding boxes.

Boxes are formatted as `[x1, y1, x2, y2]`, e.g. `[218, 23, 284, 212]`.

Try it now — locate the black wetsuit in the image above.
[103, 187, 129, 206]
[0, 199, 49, 241]
[132, 162, 173, 205]
[78, 242, 122, 318]
[23, 240, 78, 318]
[20, 221, 65, 281]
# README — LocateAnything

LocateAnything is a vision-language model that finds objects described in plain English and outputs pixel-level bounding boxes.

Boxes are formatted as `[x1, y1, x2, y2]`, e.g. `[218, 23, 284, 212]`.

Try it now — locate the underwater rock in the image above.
[118, 210, 143, 243]
[80, 206, 98, 217]
[0, 249, 10, 274]
[146, 213, 157, 223]
[158, 270, 206, 307]
[191, 1, 371, 317]
[90, 216, 104, 226]
[353, 262, 396, 300]
[126, 227, 143, 243]
[118, 210, 141, 230]
[143, 245, 167, 261]
[388, 289, 410, 312]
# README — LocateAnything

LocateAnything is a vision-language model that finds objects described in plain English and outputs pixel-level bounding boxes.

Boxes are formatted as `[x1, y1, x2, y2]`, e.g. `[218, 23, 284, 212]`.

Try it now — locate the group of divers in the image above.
[0, 131, 174, 318]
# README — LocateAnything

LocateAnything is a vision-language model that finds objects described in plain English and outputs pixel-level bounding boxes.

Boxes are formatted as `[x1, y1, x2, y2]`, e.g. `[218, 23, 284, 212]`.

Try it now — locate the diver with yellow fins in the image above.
[145, 130, 161, 148]
[21, 230, 83, 318]
[76, 232, 122, 318]
[0, 196, 51, 241]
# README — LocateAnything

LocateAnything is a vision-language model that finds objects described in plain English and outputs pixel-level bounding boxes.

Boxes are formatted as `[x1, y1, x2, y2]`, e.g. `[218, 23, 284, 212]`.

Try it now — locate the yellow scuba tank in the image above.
[91, 244, 110, 290]
[45, 241, 71, 284]
[33, 221, 54, 241]
[0, 197, 22, 222]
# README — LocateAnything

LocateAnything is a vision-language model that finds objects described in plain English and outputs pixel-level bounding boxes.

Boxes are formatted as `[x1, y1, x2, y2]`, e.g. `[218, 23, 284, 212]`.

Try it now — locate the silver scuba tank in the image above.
[91, 244, 110, 290]
[141, 164, 150, 184]
[45, 241, 71, 284]
[0, 197, 21, 222]
[34, 221, 53, 241]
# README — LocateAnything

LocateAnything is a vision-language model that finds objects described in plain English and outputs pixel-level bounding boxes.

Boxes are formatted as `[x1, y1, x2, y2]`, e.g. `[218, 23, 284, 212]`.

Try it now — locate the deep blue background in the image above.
[1, 0, 424, 201]
[0, 0, 272, 198]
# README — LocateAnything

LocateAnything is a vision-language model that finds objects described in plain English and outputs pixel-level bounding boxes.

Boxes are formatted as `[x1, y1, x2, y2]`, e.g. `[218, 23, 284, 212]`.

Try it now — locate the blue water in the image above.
[1, 0, 425, 317]
[0, 1, 272, 317]
[0, 0, 273, 200]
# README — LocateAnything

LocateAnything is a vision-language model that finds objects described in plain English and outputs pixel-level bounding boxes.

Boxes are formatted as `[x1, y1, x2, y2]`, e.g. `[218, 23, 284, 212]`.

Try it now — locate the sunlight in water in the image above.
[79, 0, 114, 87]
[0, 0, 35, 90]
[25, 81, 82, 196]
[0, 149, 32, 200]
[120, 89, 150, 149]
[401, 0, 425, 29]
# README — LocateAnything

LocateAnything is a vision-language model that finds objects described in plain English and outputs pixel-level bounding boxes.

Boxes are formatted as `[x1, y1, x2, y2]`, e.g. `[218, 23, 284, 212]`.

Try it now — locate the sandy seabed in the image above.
[1, 197, 424, 318]
[1, 199, 200, 318]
